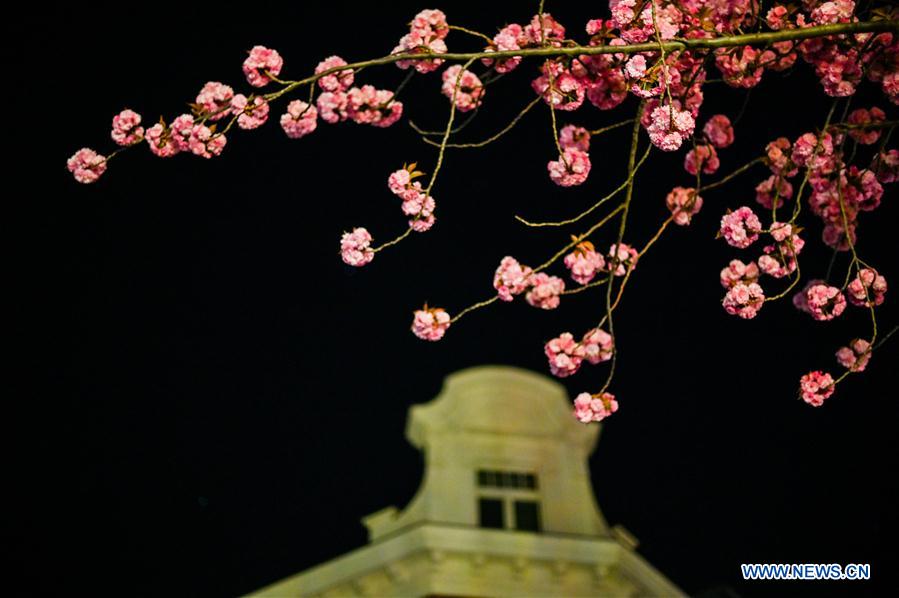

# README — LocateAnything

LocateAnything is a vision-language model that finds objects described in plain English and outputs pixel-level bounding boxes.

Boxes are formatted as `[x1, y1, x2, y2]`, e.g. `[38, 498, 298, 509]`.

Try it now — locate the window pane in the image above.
[477, 470, 489, 486]
[525, 474, 537, 489]
[514, 500, 541, 532]
[501, 472, 515, 488]
[479, 498, 504, 529]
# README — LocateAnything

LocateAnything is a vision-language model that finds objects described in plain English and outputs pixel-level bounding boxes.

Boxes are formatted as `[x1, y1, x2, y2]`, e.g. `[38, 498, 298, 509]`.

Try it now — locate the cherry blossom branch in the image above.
[598, 104, 646, 395]
[373, 58, 478, 252]
[698, 157, 765, 193]
[562, 276, 611, 295]
[532, 205, 627, 273]
[450, 296, 499, 323]
[413, 96, 541, 149]
[68, 5, 899, 420]
[409, 108, 480, 137]
[589, 119, 636, 136]
[834, 174, 879, 365]
[248, 21, 899, 117]
[447, 24, 493, 44]
[610, 215, 674, 313]
[269, 21, 898, 104]
[789, 101, 840, 224]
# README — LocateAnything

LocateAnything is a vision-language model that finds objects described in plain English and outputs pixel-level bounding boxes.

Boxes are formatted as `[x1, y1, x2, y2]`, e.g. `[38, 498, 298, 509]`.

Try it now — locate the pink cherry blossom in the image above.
[280, 100, 318, 139]
[847, 107, 886, 145]
[523, 12, 566, 46]
[195, 82, 234, 120]
[842, 166, 884, 211]
[559, 125, 591, 152]
[340, 227, 374, 267]
[188, 124, 226, 158]
[811, 0, 856, 25]
[766, 5, 791, 30]
[793, 279, 825, 314]
[525, 273, 565, 310]
[805, 284, 847, 320]
[316, 91, 349, 124]
[606, 243, 638, 276]
[720, 206, 762, 248]
[532, 62, 585, 111]
[388, 169, 412, 195]
[582, 327, 613, 364]
[494, 256, 534, 301]
[315, 56, 354, 92]
[410, 215, 435, 232]
[872, 149, 899, 183]
[393, 30, 447, 74]
[111, 109, 144, 146]
[545, 332, 585, 377]
[411, 306, 451, 341]
[548, 149, 591, 187]
[170, 114, 196, 152]
[482, 23, 524, 73]
[723, 282, 765, 319]
[847, 268, 887, 307]
[585, 19, 604, 36]
[702, 114, 734, 148]
[563, 240, 606, 285]
[799, 371, 835, 407]
[647, 103, 695, 151]
[346, 85, 403, 127]
[441, 66, 485, 112]
[67, 148, 107, 184]
[144, 122, 180, 158]
[666, 186, 703, 226]
[836, 338, 871, 372]
[684, 144, 720, 175]
[573, 392, 618, 423]
[403, 193, 436, 232]
[720, 259, 760, 289]
[624, 55, 648, 79]
[715, 46, 766, 88]
[231, 94, 270, 130]
[791, 132, 834, 172]
[585, 66, 628, 111]
[755, 175, 793, 209]
[765, 137, 796, 176]
[758, 223, 804, 278]
[411, 8, 449, 40]
[243, 45, 283, 88]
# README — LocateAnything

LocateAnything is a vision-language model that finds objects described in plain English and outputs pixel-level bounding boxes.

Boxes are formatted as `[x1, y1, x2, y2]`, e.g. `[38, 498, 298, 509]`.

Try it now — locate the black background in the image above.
[22, 2, 898, 596]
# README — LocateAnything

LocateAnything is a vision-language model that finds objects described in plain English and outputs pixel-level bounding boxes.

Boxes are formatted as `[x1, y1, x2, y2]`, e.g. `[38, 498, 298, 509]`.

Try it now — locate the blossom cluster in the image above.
[493, 256, 565, 309]
[836, 338, 871, 372]
[387, 164, 437, 232]
[684, 114, 735, 176]
[68, 45, 413, 183]
[573, 391, 618, 423]
[393, 9, 449, 74]
[441, 66, 485, 112]
[545, 327, 614, 378]
[411, 304, 452, 341]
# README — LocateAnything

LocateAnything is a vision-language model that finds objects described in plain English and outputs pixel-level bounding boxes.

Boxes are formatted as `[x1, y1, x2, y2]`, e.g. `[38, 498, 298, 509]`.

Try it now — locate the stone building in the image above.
[251, 365, 683, 597]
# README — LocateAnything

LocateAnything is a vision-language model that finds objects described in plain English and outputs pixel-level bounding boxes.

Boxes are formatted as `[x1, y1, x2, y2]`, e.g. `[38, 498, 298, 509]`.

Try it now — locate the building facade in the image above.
[251, 365, 683, 597]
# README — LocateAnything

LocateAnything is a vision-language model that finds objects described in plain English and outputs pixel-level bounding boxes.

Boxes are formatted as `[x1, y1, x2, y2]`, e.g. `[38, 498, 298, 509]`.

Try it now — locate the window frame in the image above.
[474, 468, 542, 532]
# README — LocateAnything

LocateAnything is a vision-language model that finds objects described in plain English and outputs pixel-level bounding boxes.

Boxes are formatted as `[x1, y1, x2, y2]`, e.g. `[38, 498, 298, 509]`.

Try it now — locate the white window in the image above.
[476, 469, 541, 532]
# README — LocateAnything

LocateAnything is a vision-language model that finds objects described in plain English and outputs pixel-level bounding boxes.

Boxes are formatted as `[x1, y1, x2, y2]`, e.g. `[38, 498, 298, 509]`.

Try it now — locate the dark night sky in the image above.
[21, 2, 899, 596]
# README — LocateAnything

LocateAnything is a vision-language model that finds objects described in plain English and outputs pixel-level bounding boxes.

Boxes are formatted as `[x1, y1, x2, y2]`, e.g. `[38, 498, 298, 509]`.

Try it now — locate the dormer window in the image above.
[476, 469, 541, 532]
